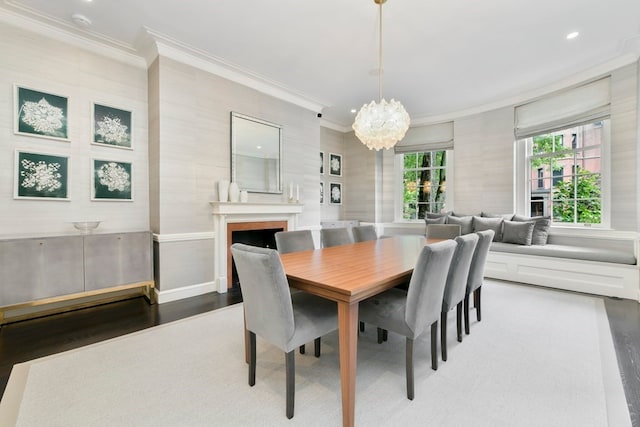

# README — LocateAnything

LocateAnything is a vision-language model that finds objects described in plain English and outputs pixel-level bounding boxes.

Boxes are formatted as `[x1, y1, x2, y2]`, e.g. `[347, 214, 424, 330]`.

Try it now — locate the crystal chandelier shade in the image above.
[352, 0, 410, 151]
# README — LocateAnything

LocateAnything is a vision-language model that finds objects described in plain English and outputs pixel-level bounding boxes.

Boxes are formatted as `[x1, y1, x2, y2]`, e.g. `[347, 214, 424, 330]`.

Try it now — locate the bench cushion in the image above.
[490, 242, 637, 265]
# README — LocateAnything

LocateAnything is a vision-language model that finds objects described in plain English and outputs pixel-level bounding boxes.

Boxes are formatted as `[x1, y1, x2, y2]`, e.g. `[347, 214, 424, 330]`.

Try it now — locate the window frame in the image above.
[516, 119, 611, 228]
[394, 149, 454, 222]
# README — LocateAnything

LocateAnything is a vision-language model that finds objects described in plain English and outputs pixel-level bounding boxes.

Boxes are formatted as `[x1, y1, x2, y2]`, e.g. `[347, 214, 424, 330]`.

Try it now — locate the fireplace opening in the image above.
[228, 223, 286, 288]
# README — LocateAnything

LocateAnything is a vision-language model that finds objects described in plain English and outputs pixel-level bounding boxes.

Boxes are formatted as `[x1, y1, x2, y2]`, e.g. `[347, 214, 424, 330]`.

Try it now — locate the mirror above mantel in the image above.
[231, 112, 283, 194]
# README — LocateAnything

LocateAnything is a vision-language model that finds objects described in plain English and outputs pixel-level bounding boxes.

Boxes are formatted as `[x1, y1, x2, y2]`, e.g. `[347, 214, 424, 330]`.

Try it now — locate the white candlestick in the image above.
[289, 182, 293, 199]
[296, 184, 299, 202]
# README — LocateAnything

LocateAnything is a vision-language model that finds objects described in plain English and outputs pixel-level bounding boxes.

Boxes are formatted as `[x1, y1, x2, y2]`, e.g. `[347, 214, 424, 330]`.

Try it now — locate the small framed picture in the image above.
[92, 159, 133, 201]
[320, 181, 324, 204]
[14, 150, 70, 200]
[320, 151, 324, 174]
[14, 85, 69, 141]
[329, 182, 342, 205]
[92, 103, 133, 149]
[329, 153, 342, 176]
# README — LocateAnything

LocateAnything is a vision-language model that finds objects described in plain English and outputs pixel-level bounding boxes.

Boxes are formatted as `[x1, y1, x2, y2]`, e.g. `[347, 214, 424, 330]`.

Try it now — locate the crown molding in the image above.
[138, 28, 327, 114]
[0, 2, 146, 68]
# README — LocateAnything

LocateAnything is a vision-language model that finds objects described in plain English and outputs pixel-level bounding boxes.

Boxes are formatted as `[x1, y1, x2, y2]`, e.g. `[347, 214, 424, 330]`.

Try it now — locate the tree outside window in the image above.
[402, 151, 447, 220]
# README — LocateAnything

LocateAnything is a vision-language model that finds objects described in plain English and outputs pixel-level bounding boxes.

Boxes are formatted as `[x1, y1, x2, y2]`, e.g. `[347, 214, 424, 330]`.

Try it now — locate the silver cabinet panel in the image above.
[83, 232, 153, 291]
[0, 236, 84, 305]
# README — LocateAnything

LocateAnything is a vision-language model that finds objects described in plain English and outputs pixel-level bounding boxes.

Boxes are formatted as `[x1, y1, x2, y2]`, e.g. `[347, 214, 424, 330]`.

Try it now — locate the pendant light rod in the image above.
[375, 0, 386, 102]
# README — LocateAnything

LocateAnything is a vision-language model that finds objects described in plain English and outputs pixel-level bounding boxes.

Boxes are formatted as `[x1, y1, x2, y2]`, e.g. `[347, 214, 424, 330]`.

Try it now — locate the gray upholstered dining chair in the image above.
[425, 224, 462, 239]
[352, 225, 377, 242]
[440, 233, 479, 361]
[358, 239, 457, 400]
[275, 230, 315, 254]
[320, 227, 354, 247]
[230, 243, 338, 419]
[464, 229, 495, 335]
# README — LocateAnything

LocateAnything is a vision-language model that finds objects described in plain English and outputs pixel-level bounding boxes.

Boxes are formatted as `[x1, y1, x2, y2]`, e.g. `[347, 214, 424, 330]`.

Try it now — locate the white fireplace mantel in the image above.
[210, 201, 304, 293]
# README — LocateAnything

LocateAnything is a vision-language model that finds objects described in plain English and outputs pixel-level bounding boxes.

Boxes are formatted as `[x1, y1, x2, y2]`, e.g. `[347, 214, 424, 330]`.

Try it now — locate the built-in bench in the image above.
[485, 232, 639, 301]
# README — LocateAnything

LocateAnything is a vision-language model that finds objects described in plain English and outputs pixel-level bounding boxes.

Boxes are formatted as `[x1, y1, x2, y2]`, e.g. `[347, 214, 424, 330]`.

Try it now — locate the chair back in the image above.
[275, 230, 315, 254]
[405, 240, 457, 337]
[442, 233, 479, 312]
[320, 227, 354, 247]
[231, 243, 295, 350]
[426, 224, 461, 239]
[352, 225, 377, 242]
[466, 230, 495, 294]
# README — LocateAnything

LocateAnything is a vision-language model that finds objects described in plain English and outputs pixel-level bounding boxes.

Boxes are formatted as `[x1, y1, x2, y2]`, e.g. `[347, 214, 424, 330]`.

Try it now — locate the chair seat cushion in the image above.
[287, 292, 338, 352]
[359, 288, 415, 339]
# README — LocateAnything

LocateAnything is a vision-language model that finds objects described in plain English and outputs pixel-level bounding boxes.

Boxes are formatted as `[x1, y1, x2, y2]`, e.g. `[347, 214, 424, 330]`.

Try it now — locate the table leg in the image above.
[338, 301, 358, 427]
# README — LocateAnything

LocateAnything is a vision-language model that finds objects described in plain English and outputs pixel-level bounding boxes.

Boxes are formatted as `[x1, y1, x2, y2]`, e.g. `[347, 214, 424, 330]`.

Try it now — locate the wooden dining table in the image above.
[279, 235, 440, 427]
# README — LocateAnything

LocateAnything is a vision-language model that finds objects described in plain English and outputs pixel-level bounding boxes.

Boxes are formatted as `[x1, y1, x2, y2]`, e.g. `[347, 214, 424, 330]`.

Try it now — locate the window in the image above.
[402, 151, 447, 220]
[524, 121, 606, 225]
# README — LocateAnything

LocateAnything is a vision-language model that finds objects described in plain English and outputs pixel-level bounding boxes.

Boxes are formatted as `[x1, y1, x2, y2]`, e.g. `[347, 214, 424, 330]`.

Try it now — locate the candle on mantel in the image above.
[296, 184, 299, 202]
[289, 182, 293, 199]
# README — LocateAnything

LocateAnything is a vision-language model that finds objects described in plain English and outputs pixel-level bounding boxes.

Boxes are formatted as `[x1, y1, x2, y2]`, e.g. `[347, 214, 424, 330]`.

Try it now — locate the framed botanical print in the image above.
[329, 182, 342, 205]
[92, 103, 133, 149]
[15, 150, 69, 200]
[320, 151, 324, 174]
[14, 85, 69, 141]
[92, 159, 133, 201]
[320, 181, 324, 204]
[329, 153, 342, 176]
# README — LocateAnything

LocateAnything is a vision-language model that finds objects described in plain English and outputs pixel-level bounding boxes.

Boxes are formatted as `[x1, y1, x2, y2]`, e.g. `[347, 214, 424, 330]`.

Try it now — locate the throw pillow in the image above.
[425, 216, 446, 225]
[473, 216, 503, 241]
[481, 212, 514, 220]
[426, 211, 451, 220]
[447, 215, 474, 235]
[512, 215, 551, 245]
[502, 220, 535, 245]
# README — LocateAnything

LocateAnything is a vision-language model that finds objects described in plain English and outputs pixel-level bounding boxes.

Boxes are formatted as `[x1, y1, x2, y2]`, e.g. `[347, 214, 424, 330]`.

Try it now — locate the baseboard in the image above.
[155, 281, 217, 304]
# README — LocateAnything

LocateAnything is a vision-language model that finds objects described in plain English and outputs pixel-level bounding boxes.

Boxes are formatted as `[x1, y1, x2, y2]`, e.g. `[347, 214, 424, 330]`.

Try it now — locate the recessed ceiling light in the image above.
[566, 31, 579, 40]
[350, 109, 357, 114]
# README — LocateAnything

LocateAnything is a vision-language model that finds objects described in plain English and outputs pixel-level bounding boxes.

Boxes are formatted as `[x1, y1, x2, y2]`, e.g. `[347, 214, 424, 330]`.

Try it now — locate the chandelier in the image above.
[352, 0, 410, 151]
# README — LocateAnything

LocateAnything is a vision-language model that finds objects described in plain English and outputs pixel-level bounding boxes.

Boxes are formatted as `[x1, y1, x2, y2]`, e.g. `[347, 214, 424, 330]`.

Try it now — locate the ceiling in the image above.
[2, 0, 640, 128]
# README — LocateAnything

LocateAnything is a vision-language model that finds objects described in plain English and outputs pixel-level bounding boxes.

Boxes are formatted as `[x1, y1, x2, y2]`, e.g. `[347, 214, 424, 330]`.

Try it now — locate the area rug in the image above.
[0, 280, 631, 426]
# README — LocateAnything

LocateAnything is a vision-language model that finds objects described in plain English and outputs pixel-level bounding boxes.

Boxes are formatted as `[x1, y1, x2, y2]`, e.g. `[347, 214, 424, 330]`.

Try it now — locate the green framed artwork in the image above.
[14, 85, 69, 141]
[92, 103, 133, 149]
[92, 159, 133, 201]
[15, 150, 69, 200]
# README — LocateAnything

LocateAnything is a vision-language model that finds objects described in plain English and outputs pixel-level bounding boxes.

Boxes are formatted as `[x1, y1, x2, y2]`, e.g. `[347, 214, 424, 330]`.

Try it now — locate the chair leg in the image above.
[249, 331, 256, 386]
[440, 311, 447, 362]
[285, 350, 295, 419]
[430, 321, 438, 371]
[359, 321, 365, 332]
[464, 294, 471, 335]
[475, 286, 482, 321]
[456, 302, 463, 343]
[406, 337, 414, 400]
[314, 337, 321, 357]
[299, 344, 305, 354]
[377, 327, 384, 344]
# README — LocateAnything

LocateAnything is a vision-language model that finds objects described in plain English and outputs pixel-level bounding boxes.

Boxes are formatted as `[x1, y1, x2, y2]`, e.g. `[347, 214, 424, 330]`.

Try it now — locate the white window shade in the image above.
[514, 77, 611, 139]
[394, 121, 454, 153]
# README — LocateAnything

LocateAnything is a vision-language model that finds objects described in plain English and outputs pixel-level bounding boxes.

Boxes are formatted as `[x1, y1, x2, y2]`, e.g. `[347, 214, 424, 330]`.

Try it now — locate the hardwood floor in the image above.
[0, 289, 638, 426]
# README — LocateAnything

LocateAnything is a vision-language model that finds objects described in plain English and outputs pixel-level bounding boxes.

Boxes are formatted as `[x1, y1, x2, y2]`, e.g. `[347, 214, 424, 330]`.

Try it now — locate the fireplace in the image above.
[211, 202, 304, 293]
[227, 221, 287, 288]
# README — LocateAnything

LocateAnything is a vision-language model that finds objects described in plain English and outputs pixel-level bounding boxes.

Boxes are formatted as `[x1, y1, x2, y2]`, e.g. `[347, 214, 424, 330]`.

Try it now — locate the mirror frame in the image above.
[230, 112, 283, 194]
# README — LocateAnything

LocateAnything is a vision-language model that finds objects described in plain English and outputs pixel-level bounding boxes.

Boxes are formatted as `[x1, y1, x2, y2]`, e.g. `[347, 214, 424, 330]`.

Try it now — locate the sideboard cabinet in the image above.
[0, 231, 154, 324]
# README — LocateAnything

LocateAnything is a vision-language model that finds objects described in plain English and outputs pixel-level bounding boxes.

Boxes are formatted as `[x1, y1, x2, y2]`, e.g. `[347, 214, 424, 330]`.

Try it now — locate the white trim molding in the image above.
[153, 232, 216, 243]
[154, 281, 217, 304]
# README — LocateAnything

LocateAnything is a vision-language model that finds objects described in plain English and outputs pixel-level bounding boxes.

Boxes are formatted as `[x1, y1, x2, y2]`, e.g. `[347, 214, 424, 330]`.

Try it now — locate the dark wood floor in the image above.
[0, 288, 638, 426]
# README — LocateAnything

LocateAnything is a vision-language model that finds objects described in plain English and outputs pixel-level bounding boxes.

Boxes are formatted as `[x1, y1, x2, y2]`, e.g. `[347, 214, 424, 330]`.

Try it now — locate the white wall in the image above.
[0, 23, 149, 236]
